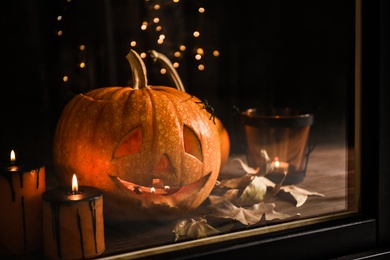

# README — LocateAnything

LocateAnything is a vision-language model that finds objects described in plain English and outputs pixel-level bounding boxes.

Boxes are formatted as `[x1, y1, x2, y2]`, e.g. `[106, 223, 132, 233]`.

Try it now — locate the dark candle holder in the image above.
[240, 107, 315, 184]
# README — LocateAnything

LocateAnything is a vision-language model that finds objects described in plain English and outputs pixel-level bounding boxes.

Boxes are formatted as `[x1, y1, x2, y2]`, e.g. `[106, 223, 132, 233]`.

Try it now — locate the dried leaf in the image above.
[244, 202, 296, 221]
[281, 185, 325, 207]
[208, 194, 226, 205]
[207, 198, 295, 226]
[215, 173, 255, 189]
[172, 217, 220, 241]
[260, 149, 274, 174]
[236, 176, 267, 206]
[270, 171, 288, 195]
[220, 188, 240, 201]
[214, 176, 271, 206]
[207, 198, 262, 225]
[230, 158, 260, 174]
[258, 176, 277, 188]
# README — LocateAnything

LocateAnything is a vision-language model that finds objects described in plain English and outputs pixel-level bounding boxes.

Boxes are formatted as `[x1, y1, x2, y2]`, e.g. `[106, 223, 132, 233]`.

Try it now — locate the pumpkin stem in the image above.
[148, 50, 186, 92]
[126, 49, 148, 90]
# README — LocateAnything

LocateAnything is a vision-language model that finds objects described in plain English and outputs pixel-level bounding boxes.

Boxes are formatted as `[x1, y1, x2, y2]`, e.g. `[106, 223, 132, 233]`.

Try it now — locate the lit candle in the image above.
[0, 150, 46, 255]
[273, 157, 289, 173]
[42, 174, 105, 260]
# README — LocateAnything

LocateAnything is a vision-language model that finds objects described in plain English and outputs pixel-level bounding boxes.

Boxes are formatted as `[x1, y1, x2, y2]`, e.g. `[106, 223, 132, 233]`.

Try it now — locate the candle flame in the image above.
[274, 157, 280, 167]
[72, 174, 78, 192]
[10, 150, 15, 163]
[275, 160, 280, 167]
[150, 187, 156, 193]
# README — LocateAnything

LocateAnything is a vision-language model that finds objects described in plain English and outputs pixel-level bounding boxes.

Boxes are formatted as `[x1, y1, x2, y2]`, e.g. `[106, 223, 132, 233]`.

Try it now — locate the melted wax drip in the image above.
[89, 200, 98, 253]
[50, 199, 99, 259]
[21, 196, 26, 252]
[4, 174, 16, 202]
[50, 202, 62, 258]
[76, 209, 85, 258]
[3, 167, 41, 201]
[19, 172, 24, 188]
[1, 166, 43, 253]
[36, 167, 40, 189]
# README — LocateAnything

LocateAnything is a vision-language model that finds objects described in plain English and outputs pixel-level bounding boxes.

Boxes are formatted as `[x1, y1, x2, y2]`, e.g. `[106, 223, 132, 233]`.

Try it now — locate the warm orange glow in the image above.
[10, 150, 15, 163]
[273, 157, 288, 172]
[141, 21, 148, 30]
[150, 187, 156, 193]
[72, 174, 78, 192]
[274, 157, 280, 167]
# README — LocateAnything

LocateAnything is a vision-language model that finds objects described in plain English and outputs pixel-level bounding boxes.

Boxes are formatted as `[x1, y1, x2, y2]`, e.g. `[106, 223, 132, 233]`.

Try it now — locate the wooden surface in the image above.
[3, 142, 354, 259]
[101, 142, 354, 259]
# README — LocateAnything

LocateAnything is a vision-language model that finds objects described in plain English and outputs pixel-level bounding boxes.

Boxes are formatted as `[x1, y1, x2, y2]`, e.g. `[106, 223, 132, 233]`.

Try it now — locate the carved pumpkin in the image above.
[149, 50, 230, 168]
[53, 49, 221, 221]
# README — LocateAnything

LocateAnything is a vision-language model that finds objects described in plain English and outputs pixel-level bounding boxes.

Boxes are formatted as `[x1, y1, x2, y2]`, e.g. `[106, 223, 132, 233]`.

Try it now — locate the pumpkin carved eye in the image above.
[113, 127, 142, 158]
[183, 125, 203, 162]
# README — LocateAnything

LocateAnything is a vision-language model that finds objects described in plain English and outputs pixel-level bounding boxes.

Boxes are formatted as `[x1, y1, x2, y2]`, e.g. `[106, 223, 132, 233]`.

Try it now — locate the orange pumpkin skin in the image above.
[215, 117, 230, 168]
[149, 50, 230, 169]
[53, 85, 221, 221]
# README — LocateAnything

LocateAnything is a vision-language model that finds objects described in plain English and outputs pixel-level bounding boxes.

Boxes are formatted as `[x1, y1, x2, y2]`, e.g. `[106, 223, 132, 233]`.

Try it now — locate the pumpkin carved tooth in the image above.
[110, 172, 211, 202]
[115, 176, 179, 195]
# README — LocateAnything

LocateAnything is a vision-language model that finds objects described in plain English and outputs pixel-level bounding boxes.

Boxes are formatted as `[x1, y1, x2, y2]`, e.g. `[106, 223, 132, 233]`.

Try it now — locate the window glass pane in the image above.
[0, 0, 358, 258]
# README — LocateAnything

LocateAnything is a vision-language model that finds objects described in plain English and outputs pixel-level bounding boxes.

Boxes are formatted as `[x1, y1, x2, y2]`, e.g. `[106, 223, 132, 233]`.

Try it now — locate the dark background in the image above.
[2, 1, 389, 259]
[0, 0, 355, 165]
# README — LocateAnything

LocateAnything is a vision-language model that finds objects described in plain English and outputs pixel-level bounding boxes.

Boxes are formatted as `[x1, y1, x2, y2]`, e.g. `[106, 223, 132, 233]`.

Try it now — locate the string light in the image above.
[56, 0, 219, 89]
[130, 0, 220, 73]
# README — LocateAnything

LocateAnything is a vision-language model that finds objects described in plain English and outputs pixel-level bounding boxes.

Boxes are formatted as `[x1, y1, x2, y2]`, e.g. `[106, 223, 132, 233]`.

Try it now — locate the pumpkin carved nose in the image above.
[154, 154, 173, 173]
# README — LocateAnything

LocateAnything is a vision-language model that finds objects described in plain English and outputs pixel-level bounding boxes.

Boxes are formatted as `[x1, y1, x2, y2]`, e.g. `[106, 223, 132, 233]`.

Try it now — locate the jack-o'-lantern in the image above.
[53, 49, 221, 221]
[149, 50, 230, 168]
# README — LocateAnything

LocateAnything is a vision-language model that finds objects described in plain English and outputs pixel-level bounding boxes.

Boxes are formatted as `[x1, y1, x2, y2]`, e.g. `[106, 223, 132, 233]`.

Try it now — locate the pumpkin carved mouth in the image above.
[117, 178, 181, 195]
[108, 172, 212, 198]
